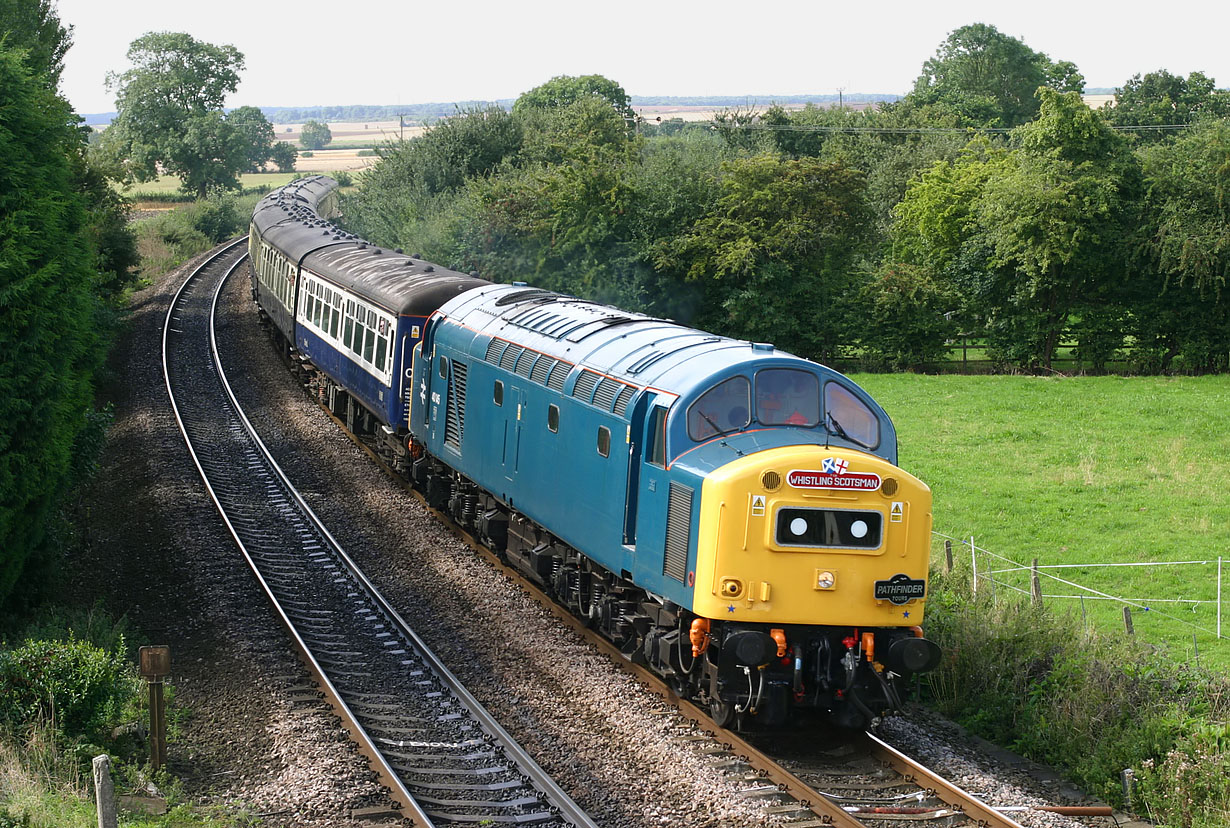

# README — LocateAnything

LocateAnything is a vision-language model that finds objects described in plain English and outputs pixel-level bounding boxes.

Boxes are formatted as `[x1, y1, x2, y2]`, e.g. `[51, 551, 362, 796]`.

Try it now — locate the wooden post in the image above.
[150, 680, 165, 771]
[1123, 606, 1134, 635]
[1031, 558, 1042, 607]
[93, 754, 117, 828]
[944, 540, 953, 574]
[139, 646, 171, 772]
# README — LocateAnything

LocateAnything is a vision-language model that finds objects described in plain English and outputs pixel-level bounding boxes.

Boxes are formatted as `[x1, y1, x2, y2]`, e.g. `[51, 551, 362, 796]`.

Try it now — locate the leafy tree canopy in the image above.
[100, 31, 246, 196]
[513, 74, 635, 125]
[907, 23, 1084, 127]
[1104, 70, 1230, 139]
[0, 46, 103, 605]
[227, 105, 275, 172]
[299, 119, 332, 150]
[0, 0, 70, 86]
[269, 140, 297, 173]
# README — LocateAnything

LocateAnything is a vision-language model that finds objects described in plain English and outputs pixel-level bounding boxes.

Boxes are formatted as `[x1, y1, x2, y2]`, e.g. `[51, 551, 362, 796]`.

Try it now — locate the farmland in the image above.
[854, 373, 1230, 666]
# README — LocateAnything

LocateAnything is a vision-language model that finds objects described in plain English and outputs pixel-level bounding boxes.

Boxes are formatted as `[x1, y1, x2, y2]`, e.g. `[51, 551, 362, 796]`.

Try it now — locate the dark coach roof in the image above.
[252, 176, 489, 316]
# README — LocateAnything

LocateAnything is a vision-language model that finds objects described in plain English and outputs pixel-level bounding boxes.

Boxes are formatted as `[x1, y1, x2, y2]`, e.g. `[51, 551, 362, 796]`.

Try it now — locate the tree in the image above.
[1104, 70, 1230, 141]
[227, 105, 275, 171]
[657, 154, 873, 360]
[299, 120, 332, 150]
[907, 23, 1084, 127]
[0, 0, 71, 87]
[269, 140, 297, 173]
[1129, 119, 1230, 371]
[0, 46, 104, 605]
[513, 74, 635, 127]
[892, 92, 1136, 370]
[101, 32, 246, 197]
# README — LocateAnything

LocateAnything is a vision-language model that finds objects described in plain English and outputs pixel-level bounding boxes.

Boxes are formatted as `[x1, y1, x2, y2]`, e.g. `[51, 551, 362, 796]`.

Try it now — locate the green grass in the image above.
[851, 374, 1230, 666]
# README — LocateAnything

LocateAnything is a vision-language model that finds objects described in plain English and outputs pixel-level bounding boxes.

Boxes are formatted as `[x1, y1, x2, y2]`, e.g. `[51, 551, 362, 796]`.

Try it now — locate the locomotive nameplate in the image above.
[787, 468, 882, 491]
[874, 573, 926, 605]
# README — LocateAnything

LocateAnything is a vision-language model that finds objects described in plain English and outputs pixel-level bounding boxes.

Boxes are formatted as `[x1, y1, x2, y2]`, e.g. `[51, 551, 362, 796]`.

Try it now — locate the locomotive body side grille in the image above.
[546, 361, 572, 392]
[485, 338, 506, 364]
[663, 482, 693, 582]
[445, 361, 468, 449]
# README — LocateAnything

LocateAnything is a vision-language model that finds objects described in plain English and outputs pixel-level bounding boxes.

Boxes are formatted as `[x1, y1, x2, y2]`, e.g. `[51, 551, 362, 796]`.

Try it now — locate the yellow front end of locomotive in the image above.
[692, 446, 932, 627]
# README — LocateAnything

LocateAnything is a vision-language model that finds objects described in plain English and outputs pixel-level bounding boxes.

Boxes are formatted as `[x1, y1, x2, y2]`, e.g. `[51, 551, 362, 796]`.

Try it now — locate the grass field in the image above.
[852, 374, 1230, 665]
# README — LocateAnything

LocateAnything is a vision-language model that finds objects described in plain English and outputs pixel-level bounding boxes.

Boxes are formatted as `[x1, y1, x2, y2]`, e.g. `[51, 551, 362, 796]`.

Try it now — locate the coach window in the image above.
[494, 381, 504, 406]
[597, 425, 610, 457]
[548, 404, 559, 433]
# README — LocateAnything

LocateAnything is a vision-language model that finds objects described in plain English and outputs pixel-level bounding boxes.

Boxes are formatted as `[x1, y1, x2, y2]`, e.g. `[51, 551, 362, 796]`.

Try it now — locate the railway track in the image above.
[239, 272, 1109, 828]
[163, 239, 599, 828]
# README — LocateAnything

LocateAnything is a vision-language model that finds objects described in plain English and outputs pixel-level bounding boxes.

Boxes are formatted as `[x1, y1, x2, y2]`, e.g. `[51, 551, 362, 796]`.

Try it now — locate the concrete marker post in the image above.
[93, 754, 116, 828]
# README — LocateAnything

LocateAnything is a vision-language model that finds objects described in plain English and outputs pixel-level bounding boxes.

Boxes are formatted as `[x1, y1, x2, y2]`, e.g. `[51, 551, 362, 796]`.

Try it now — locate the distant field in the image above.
[852, 374, 1230, 665]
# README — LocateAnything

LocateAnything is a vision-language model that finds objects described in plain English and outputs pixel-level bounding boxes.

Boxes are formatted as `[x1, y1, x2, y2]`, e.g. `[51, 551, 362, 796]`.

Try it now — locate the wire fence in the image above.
[933, 531, 1225, 646]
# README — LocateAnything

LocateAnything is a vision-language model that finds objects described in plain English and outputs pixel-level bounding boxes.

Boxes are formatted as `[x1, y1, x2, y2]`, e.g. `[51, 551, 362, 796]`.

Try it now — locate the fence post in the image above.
[1123, 606, 1134, 635]
[944, 540, 953, 574]
[969, 536, 978, 597]
[1031, 558, 1042, 607]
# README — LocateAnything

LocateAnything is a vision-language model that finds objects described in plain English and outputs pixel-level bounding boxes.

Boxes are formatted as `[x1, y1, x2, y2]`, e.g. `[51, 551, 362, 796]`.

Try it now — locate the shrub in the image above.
[923, 566, 1230, 811]
[332, 171, 352, 187]
[0, 638, 139, 744]
[1135, 726, 1230, 828]
[185, 194, 241, 243]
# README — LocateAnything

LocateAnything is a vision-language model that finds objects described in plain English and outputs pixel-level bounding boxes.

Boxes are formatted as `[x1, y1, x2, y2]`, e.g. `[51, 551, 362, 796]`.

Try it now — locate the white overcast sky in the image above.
[53, 0, 1230, 115]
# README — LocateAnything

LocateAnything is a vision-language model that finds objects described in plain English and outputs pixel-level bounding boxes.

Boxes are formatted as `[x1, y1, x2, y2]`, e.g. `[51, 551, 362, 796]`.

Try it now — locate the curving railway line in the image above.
[164, 238, 1112, 828]
[163, 239, 599, 828]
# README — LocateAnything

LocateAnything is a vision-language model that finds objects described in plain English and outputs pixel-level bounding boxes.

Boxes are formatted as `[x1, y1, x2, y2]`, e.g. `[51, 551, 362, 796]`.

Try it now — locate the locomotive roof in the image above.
[437, 284, 853, 398]
[252, 178, 489, 316]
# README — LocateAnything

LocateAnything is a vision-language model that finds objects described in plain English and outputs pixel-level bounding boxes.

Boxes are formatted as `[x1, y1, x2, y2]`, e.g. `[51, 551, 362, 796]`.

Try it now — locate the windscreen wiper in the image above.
[827, 413, 874, 450]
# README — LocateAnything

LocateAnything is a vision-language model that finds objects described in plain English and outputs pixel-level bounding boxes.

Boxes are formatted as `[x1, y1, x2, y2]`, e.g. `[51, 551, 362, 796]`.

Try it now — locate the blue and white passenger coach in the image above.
[249, 177, 486, 440]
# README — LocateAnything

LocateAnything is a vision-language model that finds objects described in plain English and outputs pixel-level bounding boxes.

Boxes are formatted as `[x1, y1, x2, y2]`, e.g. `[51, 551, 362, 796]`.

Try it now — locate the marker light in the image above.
[816, 570, 835, 589]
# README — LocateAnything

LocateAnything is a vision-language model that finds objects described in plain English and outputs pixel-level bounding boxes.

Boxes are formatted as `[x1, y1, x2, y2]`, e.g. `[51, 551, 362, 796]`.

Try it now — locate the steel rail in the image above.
[164, 241, 597, 828]
[859, 731, 1028, 828]
[163, 240, 431, 826]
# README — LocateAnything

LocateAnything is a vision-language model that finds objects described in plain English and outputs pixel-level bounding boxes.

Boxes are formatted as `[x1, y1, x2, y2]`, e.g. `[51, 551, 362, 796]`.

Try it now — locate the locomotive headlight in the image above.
[815, 570, 836, 590]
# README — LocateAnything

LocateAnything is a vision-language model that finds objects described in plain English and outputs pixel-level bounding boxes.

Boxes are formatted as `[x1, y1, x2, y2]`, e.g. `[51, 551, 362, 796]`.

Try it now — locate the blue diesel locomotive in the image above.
[248, 176, 940, 729]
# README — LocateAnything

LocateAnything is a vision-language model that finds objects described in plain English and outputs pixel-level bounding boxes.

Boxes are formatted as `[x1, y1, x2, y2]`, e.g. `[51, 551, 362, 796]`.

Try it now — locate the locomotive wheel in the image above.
[710, 698, 736, 729]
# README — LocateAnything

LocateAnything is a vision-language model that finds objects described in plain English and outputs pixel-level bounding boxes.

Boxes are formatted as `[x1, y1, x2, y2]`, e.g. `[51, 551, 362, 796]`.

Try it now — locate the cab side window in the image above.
[647, 406, 668, 467]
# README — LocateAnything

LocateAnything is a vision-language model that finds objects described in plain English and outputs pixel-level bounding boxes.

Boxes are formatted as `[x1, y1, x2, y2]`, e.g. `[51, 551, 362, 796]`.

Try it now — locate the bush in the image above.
[923, 566, 1230, 812]
[332, 171, 352, 187]
[184, 194, 241, 243]
[0, 638, 139, 744]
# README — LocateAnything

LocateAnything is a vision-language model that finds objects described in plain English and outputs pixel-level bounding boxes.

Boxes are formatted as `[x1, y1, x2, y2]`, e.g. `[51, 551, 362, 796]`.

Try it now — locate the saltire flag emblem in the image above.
[821, 457, 849, 474]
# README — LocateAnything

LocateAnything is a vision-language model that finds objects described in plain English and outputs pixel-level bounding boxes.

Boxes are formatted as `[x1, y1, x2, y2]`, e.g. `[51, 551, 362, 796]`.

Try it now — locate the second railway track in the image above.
[163, 239, 598, 828]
